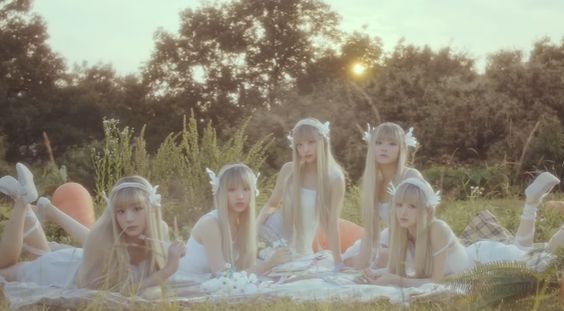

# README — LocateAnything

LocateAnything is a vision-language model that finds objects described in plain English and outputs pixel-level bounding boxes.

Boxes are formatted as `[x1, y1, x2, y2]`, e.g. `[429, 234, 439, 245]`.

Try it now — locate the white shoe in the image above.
[35, 196, 51, 223]
[16, 163, 38, 203]
[37, 196, 51, 209]
[525, 172, 560, 205]
[0, 175, 20, 197]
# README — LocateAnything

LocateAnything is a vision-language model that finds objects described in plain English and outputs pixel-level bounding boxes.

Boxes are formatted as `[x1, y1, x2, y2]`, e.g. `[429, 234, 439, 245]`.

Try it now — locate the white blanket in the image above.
[0, 254, 461, 310]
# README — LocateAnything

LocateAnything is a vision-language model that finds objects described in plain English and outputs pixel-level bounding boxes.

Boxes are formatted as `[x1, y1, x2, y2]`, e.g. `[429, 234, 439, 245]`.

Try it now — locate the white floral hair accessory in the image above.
[405, 127, 418, 148]
[287, 131, 294, 148]
[387, 177, 441, 208]
[205, 168, 220, 195]
[104, 182, 162, 210]
[206, 166, 260, 197]
[362, 123, 375, 142]
[362, 124, 418, 148]
[287, 120, 331, 149]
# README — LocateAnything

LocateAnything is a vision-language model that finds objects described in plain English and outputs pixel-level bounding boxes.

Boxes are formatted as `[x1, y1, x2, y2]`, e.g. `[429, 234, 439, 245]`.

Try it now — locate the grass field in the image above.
[1, 193, 563, 310]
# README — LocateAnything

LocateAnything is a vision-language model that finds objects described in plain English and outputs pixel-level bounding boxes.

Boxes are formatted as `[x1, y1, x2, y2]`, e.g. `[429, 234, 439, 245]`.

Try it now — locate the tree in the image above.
[0, 0, 66, 160]
[143, 0, 341, 130]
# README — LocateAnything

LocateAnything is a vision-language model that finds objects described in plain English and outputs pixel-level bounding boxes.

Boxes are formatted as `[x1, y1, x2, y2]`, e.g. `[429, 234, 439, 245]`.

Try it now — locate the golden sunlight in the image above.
[351, 62, 366, 76]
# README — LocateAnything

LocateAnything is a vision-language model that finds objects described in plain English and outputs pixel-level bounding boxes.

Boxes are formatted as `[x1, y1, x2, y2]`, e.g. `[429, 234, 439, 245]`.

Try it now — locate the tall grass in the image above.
[92, 114, 274, 233]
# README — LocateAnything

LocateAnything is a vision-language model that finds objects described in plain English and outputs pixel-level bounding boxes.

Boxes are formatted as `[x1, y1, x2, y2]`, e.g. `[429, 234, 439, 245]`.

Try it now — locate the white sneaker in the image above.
[0, 175, 20, 197]
[525, 172, 560, 205]
[16, 163, 38, 204]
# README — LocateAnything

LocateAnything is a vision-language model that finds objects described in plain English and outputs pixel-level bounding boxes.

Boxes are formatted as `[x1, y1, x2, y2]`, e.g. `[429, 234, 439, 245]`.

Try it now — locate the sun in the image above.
[351, 62, 366, 76]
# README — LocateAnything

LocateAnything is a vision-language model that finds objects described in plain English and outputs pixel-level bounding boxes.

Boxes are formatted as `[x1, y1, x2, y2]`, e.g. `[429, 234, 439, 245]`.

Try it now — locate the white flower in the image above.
[248, 273, 258, 283]
[258, 247, 275, 261]
[243, 283, 258, 294]
[201, 278, 221, 293]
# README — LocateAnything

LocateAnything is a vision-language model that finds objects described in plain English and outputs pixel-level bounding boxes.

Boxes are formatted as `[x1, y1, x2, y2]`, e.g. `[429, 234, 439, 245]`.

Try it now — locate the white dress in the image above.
[402, 229, 527, 277]
[14, 247, 155, 288]
[178, 210, 218, 275]
[260, 188, 318, 256]
[15, 247, 83, 288]
[177, 210, 239, 276]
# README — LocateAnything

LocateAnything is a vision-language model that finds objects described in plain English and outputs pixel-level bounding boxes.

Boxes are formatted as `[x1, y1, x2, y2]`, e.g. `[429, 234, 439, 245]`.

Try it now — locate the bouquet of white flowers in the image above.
[200, 263, 261, 295]
[257, 238, 288, 261]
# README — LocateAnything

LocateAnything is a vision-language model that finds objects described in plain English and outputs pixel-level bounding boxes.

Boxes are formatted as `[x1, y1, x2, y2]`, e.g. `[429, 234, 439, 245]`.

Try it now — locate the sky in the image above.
[33, 0, 564, 75]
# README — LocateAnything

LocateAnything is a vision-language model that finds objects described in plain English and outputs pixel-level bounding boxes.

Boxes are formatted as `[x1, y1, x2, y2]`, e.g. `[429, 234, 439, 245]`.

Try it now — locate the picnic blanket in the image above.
[0, 252, 462, 310]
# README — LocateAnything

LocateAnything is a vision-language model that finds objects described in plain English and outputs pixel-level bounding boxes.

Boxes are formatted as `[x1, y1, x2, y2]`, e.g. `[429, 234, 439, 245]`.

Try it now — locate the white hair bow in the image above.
[387, 178, 441, 208]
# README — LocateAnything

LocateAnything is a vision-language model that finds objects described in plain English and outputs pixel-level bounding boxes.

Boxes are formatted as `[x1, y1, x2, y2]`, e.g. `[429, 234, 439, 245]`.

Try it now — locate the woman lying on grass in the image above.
[364, 173, 562, 287]
[0, 163, 185, 294]
[178, 164, 291, 276]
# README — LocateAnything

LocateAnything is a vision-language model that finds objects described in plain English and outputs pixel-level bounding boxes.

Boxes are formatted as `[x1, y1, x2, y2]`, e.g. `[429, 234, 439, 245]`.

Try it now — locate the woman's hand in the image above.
[165, 241, 186, 272]
[267, 247, 293, 268]
[362, 269, 401, 286]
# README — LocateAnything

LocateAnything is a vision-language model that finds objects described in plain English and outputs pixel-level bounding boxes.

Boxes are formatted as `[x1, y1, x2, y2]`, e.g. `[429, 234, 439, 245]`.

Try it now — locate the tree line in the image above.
[1, 0, 563, 189]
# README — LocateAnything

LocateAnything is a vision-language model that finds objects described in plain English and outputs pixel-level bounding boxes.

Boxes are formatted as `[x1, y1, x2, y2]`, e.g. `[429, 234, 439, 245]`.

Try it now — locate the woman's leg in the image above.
[0, 262, 25, 281]
[0, 198, 32, 268]
[20, 206, 50, 258]
[514, 172, 560, 248]
[547, 225, 564, 253]
[37, 197, 89, 246]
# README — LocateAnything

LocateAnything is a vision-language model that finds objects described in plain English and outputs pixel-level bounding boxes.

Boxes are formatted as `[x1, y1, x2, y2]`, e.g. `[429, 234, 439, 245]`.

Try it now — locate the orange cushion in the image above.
[52, 182, 95, 228]
[313, 218, 364, 252]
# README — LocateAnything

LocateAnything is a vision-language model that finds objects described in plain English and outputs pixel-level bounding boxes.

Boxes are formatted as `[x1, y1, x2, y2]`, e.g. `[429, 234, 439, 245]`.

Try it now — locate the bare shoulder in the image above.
[280, 162, 293, 176]
[329, 169, 345, 187]
[430, 219, 453, 238]
[191, 213, 221, 240]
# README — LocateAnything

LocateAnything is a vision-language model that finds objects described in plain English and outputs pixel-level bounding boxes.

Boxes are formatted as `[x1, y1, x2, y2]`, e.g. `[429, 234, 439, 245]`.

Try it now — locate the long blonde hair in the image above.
[77, 176, 169, 292]
[359, 122, 409, 266]
[282, 118, 343, 254]
[214, 164, 257, 270]
[387, 181, 435, 278]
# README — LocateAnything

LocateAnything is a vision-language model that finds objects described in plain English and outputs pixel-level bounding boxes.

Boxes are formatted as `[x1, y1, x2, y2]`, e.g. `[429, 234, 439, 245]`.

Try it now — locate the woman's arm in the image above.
[195, 218, 229, 274]
[197, 217, 292, 275]
[246, 247, 293, 275]
[327, 174, 345, 265]
[139, 241, 186, 289]
[257, 162, 292, 225]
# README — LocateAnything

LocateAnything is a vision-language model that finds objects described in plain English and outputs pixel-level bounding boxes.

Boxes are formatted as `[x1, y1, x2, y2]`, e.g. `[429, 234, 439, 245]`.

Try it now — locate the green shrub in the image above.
[92, 114, 274, 229]
[423, 163, 513, 200]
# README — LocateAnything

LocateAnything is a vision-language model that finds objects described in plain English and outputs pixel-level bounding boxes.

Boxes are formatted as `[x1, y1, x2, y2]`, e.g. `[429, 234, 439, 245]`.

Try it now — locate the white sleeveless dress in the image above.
[402, 226, 526, 277]
[260, 188, 317, 256]
[177, 210, 239, 275]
